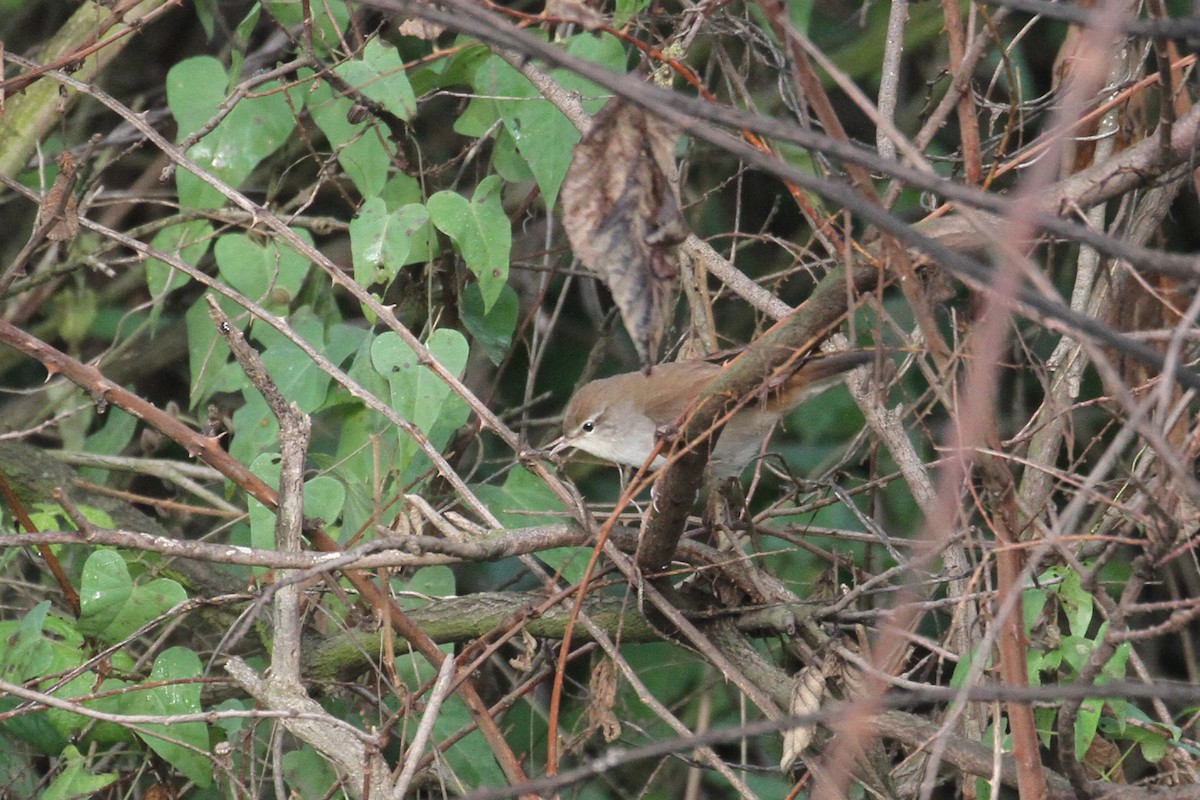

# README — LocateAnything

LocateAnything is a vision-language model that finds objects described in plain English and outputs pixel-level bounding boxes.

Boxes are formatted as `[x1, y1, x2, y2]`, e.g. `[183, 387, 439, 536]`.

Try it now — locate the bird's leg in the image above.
[653, 421, 678, 454]
[617, 464, 651, 519]
[702, 474, 751, 548]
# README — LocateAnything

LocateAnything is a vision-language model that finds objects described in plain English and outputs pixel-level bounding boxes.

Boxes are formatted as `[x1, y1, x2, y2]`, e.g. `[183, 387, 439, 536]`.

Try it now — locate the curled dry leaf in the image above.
[586, 656, 622, 743]
[143, 783, 175, 800]
[780, 664, 827, 773]
[44, 150, 80, 242]
[562, 97, 687, 369]
[1082, 731, 1125, 782]
[507, 628, 538, 673]
[397, 17, 444, 40]
[545, 0, 608, 31]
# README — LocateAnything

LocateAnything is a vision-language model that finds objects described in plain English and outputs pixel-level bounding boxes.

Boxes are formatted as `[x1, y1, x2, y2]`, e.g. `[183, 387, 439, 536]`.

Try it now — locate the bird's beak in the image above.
[520, 434, 574, 464]
[544, 434, 575, 458]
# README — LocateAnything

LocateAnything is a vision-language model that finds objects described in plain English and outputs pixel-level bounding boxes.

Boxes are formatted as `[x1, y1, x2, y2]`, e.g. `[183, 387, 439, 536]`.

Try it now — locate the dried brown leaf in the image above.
[1159, 748, 1200, 786]
[143, 783, 175, 800]
[1082, 731, 1125, 782]
[545, 0, 607, 31]
[586, 656, 622, 743]
[507, 628, 538, 673]
[562, 97, 687, 368]
[780, 664, 827, 773]
[44, 150, 79, 242]
[397, 17, 444, 40]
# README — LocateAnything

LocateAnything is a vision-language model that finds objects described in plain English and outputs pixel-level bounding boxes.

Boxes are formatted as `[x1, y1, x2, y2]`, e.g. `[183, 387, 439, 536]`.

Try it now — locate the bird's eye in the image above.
[581, 420, 596, 434]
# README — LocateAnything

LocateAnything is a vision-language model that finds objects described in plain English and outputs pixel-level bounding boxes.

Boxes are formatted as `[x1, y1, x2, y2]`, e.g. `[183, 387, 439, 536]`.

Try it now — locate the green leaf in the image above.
[233, 3, 261, 44]
[472, 467, 564, 529]
[1075, 697, 1102, 761]
[186, 292, 244, 408]
[253, 306, 332, 413]
[230, 392, 278, 468]
[78, 551, 187, 644]
[1035, 706, 1056, 748]
[427, 175, 511, 310]
[108, 578, 187, 644]
[626, 642, 704, 708]
[379, 172, 427, 208]
[282, 746, 340, 797]
[830, 2, 944, 84]
[247, 456, 345, 546]
[370, 328, 470, 480]
[1139, 733, 1167, 762]
[0, 601, 52, 683]
[1022, 584, 1049, 635]
[80, 409, 138, 483]
[251, 346, 324, 410]
[248, 452, 282, 552]
[214, 231, 312, 309]
[302, 70, 394, 199]
[473, 33, 625, 208]
[194, 0, 219, 39]
[167, 57, 296, 209]
[350, 197, 431, 287]
[325, 320, 371, 371]
[0, 614, 121, 755]
[1102, 640, 1131, 680]
[948, 646, 982, 688]
[328, 406, 391, 538]
[472, 469, 576, 579]
[1100, 708, 1176, 763]
[80, 677, 137, 747]
[41, 746, 117, 800]
[302, 475, 346, 525]
[396, 566, 456, 610]
[0, 702, 67, 755]
[0, 745, 37, 796]
[408, 37, 490, 96]
[166, 57, 226, 135]
[1026, 648, 1044, 683]
[28, 502, 114, 534]
[1059, 635, 1094, 674]
[259, 344, 329, 413]
[615, 0, 652, 25]
[77, 551, 132, 639]
[390, 642, 506, 787]
[263, 0, 350, 53]
[54, 288, 97, 346]
[146, 219, 213, 314]
[379, 174, 437, 261]
[491, 126, 535, 184]
[461, 283, 518, 365]
[538, 546, 593, 585]
[139, 647, 211, 788]
[453, 90, 500, 137]
[1056, 569, 1094, 638]
[43, 672, 135, 750]
[334, 38, 417, 120]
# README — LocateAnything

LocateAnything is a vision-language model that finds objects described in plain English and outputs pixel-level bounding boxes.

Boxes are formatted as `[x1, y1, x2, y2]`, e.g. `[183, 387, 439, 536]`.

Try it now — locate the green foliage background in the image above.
[1, 0, 1198, 797]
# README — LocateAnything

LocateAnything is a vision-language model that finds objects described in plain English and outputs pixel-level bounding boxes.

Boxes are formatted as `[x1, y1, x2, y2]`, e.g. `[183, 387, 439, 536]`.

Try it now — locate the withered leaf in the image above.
[545, 0, 608, 31]
[397, 17, 444, 40]
[586, 656, 622, 743]
[562, 97, 687, 369]
[780, 664, 827, 773]
[44, 150, 79, 242]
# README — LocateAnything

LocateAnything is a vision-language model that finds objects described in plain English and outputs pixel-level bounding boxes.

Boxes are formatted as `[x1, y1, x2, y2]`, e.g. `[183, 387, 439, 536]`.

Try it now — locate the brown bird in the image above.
[550, 351, 871, 478]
